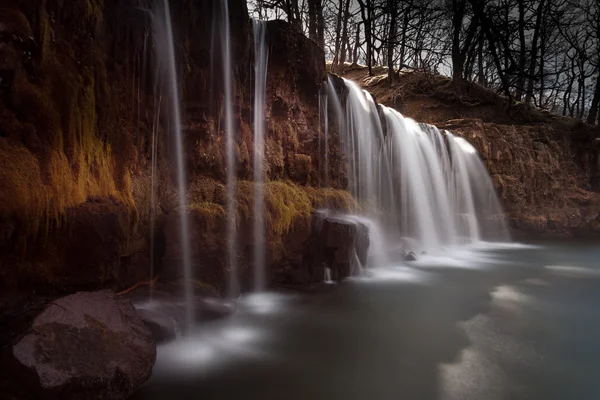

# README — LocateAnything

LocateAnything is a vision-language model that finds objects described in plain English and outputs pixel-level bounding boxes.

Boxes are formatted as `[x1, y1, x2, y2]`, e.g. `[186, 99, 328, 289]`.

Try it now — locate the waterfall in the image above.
[327, 76, 509, 251]
[252, 19, 268, 292]
[218, 0, 240, 298]
[319, 83, 330, 187]
[447, 133, 481, 240]
[153, 0, 194, 328]
[447, 134, 511, 241]
[149, 81, 162, 297]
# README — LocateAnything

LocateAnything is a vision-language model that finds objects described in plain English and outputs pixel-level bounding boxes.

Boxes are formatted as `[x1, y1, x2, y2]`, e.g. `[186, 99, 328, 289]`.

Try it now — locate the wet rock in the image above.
[136, 306, 181, 344]
[162, 207, 227, 294]
[355, 221, 370, 266]
[5, 291, 156, 400]
[42, 198, 132, 290]
[323, 217, 356, 249]
[398, 237, 421, 254]
[303, 215, 371, 282]
[405, 251, 418, 262]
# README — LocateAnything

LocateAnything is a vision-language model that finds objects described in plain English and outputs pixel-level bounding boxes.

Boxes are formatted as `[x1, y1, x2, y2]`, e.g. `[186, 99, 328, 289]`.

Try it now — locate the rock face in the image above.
[302, 213, 370, 282]
[4, 291, 156, 400]
[0, 0, 351, 314]
[161, 205, 228, 294]
[438, 118, 600, 238]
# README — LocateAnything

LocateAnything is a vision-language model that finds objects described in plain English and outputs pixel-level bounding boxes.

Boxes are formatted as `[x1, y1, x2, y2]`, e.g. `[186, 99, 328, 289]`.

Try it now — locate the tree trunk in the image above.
[387, 0, 397, 86]
[525, 0, 546, 105]
[451, 0, 477, 89]
[352, 23, 361, 64]
[538, 25, 546, 107]
[357, 0, 373, 75]
[477, 31, 485, 86]
[317, 0, 324, 48]
[308, 0, 317, 43]
[399, 12, 409, 69]
[332, 0, 344, 71]
[339, 0, 351, 71]
[515, 0, 527, 101]
[588, 73, 600, 125]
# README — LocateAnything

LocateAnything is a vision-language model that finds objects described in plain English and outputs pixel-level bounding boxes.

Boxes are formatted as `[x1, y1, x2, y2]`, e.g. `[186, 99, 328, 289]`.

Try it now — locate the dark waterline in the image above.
[134, 243, 600, 400]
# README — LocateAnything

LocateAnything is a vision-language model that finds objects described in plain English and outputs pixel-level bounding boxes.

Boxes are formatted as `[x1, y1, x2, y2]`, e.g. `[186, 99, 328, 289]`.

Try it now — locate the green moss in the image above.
[303, 186, 359, 211]
[264, 181, 312, 237]
[187, 202, 226, 232]
[188, 176, 226, 205]
[285, 121, 299, 151]
[188, 202, 226, 218]
[233, 180, 356, 240]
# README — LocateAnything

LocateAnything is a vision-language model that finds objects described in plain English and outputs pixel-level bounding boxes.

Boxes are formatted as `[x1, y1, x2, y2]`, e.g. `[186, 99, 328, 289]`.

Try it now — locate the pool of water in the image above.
[133, 242, 600, 400]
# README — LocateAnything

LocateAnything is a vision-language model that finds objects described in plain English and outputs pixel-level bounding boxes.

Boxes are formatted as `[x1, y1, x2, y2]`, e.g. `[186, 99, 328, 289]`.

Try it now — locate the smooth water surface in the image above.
[134, 243, 600, 400]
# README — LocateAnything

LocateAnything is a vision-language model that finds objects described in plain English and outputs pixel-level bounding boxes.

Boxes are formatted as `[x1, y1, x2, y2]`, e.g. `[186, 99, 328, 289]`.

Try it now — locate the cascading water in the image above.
[218, 0, 240, 298]
[149, 85, 162, 296]
[327, 76, 509, 251]
[447, 134, 511, 241]
[447, 132, 481, 240]
[152, 0, 194, 327]
[319, 83, 330, 187]
[252, 19, 268, 292]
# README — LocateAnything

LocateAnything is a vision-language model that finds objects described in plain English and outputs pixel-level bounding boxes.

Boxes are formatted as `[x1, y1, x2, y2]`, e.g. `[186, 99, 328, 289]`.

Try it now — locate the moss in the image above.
[303, 186, 358, 212]
[0, 139, 48, 232]
[188, 176, 226, 205]
[285, 121, 300, 151]
[265, 181, 312, 237]
[2, 47, 134, 236]
[288, 153, 312, 183]
[233, 179, 356, 240]
[187, 202, 226, 231]
[188, 202, 226, 217]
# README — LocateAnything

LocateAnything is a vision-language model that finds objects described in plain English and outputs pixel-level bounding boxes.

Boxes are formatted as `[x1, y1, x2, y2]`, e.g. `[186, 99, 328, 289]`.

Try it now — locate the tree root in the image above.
[116, 275, 160, 296]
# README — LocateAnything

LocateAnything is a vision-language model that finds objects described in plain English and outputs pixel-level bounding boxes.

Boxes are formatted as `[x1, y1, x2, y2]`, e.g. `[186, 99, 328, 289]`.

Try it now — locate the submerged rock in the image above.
[5, 291, 156, 400]
[405, 251, 418, 262]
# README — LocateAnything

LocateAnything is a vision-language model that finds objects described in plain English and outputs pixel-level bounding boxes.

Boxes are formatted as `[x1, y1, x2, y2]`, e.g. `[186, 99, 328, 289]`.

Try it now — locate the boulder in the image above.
[323, 217, 356, 249]
[405, 251, 418, 262]
[4, 291, 156, 400]
[303, 215, 371, 282]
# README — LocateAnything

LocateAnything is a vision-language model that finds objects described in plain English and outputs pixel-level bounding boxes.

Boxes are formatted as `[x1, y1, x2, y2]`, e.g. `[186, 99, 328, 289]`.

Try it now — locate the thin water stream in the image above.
[152, 0, 193, 327]
[252, 19, 268, 292]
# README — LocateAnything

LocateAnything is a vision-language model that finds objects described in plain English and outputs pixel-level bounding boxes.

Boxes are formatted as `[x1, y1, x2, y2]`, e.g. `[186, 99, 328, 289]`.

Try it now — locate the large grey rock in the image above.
[6, 291, 156, 400]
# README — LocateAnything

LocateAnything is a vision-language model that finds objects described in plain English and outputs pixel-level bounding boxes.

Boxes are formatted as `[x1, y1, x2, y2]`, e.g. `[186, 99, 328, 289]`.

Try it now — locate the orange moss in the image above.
[0, 139, 48, 231]
[234, 179, 357, 239]
[303, 186, 359, 211]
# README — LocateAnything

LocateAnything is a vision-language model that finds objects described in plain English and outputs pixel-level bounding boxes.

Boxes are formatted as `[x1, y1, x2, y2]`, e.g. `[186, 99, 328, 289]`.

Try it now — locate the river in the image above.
[134, 242, 600, 400]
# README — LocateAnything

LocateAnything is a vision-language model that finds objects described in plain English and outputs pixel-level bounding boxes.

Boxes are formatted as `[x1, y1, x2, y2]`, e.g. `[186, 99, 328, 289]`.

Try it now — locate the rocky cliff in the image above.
[0, 0, 352, 316]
